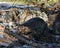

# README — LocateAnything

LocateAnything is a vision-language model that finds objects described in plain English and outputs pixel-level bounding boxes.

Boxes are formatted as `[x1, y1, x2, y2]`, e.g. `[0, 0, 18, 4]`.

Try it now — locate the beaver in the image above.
[52, 13, 60, 35]
[18, 17, 49, 41]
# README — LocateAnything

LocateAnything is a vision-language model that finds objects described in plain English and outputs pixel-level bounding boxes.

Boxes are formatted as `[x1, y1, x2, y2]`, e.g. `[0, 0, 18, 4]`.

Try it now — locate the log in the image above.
[4, 30, 43, 47]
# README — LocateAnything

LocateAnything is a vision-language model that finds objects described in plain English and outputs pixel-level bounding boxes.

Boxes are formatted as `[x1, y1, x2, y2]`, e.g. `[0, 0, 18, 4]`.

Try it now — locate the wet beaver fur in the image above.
[18, 17, 49, 41]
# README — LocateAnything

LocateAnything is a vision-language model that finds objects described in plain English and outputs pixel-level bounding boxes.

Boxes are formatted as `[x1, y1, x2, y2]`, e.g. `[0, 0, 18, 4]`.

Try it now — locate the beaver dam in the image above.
[0, 1, 60, 48]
